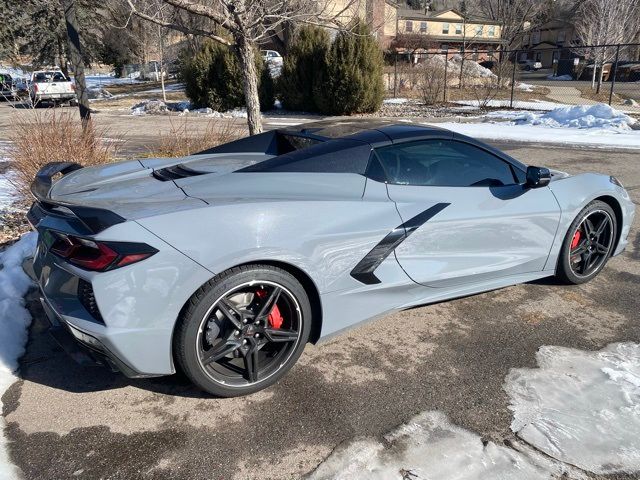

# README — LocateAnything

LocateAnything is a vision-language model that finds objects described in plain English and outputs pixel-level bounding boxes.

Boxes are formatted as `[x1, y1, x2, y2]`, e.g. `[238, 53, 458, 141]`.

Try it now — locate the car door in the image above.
[372, 138, 561, 288]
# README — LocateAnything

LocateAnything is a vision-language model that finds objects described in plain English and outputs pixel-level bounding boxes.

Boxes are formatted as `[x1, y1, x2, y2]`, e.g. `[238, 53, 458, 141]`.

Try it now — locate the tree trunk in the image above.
[236, 36, 262, 135]
[596, 62, 604, 94]
[591, 60, 597, 89]
[62, 0, 90, 128]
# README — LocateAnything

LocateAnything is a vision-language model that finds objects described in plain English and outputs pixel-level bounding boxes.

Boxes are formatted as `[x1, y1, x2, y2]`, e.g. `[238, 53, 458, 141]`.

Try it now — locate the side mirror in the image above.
[526, 166, 551, 189]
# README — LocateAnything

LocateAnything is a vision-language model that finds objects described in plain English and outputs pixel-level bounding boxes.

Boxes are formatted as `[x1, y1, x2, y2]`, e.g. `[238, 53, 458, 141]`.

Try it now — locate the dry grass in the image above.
[8, 109, 121, 197]
[151, 118, 246, 158]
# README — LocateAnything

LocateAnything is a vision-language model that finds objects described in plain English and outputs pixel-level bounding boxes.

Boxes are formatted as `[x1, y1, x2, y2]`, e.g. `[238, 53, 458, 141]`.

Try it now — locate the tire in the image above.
[556, 200, 617, 285]
[174, 264, 312, 397]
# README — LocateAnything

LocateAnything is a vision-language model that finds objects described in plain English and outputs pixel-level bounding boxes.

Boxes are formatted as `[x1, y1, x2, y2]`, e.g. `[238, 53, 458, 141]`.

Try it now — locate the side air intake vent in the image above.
[152, 164, 208, 181]
[78, 279, 104, 323]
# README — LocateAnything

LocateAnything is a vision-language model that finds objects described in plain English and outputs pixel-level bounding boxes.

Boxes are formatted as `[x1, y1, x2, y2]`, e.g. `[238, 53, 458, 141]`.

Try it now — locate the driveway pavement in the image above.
[2, 139, 639, 479]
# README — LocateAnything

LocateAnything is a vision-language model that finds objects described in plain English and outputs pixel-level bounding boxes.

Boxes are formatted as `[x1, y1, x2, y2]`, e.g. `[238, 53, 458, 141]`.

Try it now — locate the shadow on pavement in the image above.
[19, 290, 208, 399]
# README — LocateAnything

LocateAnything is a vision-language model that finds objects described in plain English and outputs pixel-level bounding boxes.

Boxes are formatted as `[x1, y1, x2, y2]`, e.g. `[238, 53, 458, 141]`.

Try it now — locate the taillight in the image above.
[33, 84, 38, 92]
[49, 232, 157, 271]
[71, 83, 76, 91]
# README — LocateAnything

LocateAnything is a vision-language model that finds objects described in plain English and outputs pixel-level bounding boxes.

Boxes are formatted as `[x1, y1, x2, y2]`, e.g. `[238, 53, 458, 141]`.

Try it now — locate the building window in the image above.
[475, 25, 483, 36]
[532, 30, 541, 44]
[488, 25, 496, 37]
[455, 23, 462, 34]
[405, 20, 413, 33]
[442, 23, 449, 34]
[557, 30, 566, 43]
[420, 22, 427, 33]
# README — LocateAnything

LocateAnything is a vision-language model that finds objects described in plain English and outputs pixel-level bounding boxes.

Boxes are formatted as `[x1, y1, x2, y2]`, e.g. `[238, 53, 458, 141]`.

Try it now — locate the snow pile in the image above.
[506, 343, 640, 475]
[308, 411, 558, 479]
[131, 100, 248, 118]
[131, 99, 170, 115]
[86, 87, 113, 100]
[547, 74, 573, 81]
[512, 104, 635, 130]
[516, 82, 535, 92]
[450, 54, 495, 79]
[0, 233, 37, 480]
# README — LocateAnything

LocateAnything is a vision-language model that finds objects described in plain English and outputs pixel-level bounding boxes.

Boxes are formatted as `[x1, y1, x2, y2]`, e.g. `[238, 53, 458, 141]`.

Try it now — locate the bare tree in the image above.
[575, 0, 640, 93]
[477, 0, 546, 48]
[125, 0, 361, 135]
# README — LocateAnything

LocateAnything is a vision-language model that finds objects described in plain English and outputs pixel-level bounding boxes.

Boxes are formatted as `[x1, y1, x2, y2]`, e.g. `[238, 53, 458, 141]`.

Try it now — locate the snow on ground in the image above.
[383, 98, 409, 105]
[0, 233, 37, 480]
[505, 343, 640, 475]
[516, 82, 535, 92]
[131, 99, 248, 118]
[313, 343, 640, 479]
[308, 411, 578, 480]
[546, 74, 574, 81]
[486, 104, 636, 130]
[430, 121, 640, 149]
[454, 99, 569, 111]
[430, 104, 640, 149]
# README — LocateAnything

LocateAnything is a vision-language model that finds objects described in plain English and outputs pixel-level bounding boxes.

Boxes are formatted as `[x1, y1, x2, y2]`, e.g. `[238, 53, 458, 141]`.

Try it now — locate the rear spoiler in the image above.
[31, 162, 83, 201]
[28, 162, 126, 235]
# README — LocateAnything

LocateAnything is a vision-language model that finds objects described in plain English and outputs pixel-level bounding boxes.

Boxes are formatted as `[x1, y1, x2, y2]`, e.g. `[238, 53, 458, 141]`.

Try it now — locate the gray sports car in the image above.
[26, 120, 635, 396]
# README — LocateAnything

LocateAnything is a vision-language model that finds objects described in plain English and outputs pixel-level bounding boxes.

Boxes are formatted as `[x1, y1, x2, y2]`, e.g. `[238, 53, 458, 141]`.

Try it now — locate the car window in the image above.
[374, 139, 519, 187]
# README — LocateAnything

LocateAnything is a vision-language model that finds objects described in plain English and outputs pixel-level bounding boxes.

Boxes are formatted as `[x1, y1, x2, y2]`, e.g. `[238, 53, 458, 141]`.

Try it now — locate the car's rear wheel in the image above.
[556, 200, 616, 285]
[174, 265, 311, 397]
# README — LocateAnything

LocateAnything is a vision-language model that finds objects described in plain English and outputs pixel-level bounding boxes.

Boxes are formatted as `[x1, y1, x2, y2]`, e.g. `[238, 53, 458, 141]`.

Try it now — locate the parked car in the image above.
[262, 49, 283, 66]
[580, 62, 613, 82]
[478, 60, 496, 70]
[518, 59, 543, 71]
[29, 70, 76, 105]
[25, 120, 635, 397]
[615, 62, 640, 82]
[0, 73, 17, 100]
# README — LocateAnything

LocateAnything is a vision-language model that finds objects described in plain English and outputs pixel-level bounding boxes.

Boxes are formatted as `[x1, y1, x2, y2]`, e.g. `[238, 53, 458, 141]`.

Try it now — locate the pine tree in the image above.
[314, 21, 384, 115]
[278, 26, 330, 112]
[181, 41, 274, 112]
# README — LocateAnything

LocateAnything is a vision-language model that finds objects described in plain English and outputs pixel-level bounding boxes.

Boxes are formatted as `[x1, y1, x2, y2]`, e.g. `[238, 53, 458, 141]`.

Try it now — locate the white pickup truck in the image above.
[30, 70, 76, 105]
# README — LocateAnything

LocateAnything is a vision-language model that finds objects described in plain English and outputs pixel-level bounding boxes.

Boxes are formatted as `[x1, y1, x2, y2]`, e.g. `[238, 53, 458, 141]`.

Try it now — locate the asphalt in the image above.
[1, 104, 639, 479]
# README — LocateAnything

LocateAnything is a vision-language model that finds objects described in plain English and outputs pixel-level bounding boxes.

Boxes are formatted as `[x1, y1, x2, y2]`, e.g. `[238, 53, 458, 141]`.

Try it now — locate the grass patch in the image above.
[8, 109, 121, 198]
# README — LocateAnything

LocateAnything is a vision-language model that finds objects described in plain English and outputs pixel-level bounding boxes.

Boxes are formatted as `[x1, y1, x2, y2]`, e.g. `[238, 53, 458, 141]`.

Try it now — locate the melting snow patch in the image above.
[547, 74, 573, 81]
[383, 98, 409, 105]
[307, 411, 554, 480]
[0, 233, 37, 480]
[505, 343, 640, 475]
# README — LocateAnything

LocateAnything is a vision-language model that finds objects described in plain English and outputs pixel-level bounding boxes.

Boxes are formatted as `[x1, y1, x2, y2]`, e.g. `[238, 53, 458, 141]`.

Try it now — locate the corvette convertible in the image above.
[25, 120, 634, 396]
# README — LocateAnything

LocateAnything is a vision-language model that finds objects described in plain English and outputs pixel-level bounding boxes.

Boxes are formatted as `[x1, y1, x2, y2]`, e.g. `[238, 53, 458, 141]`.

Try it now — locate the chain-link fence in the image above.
[385, 43, 640, 113]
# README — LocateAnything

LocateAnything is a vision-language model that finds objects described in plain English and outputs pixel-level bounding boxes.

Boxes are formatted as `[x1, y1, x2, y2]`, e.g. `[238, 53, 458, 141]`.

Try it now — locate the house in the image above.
[393, 7, 503, 60]
[327, 0, 399, 47]
[516, 19, 578, 68]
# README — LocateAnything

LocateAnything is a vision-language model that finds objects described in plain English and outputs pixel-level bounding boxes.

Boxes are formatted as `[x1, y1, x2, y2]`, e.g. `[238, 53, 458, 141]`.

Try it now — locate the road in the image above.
[2, 125, 639, 479]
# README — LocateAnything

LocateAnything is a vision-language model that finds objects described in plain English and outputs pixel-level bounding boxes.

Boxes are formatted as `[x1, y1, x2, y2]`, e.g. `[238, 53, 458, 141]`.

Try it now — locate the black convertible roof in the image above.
[283, 119, 451, 145]
[198, 118, 526, 175]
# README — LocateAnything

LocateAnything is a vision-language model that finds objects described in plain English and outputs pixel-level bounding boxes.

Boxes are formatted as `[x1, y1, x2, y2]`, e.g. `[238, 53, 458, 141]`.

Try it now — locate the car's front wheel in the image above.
[556, 200, 617, 285]
[174, 264, 312, 397]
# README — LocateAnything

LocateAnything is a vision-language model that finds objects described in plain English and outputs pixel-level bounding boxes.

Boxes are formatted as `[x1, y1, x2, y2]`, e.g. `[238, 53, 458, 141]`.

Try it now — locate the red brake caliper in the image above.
[571, 229, 582, 250]
[255, 289, 284, 329]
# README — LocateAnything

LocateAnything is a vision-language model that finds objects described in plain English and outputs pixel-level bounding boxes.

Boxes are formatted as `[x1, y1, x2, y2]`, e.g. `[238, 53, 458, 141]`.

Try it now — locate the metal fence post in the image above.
[443, 52, 448, 103]
[510, 50, 517, 109]
[609, 44, 620, 106]
[393, 53, 398, 98]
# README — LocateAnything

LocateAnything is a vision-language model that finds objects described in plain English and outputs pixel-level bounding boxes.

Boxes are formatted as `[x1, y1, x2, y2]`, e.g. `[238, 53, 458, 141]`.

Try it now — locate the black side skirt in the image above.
[350, 203, 450, 285]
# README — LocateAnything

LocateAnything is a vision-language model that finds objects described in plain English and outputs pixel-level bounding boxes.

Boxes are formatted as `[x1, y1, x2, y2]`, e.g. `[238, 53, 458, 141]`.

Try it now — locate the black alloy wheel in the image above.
[175, 265, 311, 397]
[557, 200, 617, 285]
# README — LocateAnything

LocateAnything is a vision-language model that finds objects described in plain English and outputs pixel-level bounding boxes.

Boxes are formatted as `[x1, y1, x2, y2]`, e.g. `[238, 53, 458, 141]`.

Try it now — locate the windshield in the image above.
[34, 71, 68, 82]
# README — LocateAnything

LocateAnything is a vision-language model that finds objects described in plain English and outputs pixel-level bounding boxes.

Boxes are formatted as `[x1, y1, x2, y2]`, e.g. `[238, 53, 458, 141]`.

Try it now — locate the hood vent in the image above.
[152, 164, 208, 181]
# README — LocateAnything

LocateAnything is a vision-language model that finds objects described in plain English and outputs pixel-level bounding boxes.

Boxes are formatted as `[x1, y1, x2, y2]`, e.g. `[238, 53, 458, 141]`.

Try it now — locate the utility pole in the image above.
[62, 0, 91, 128]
